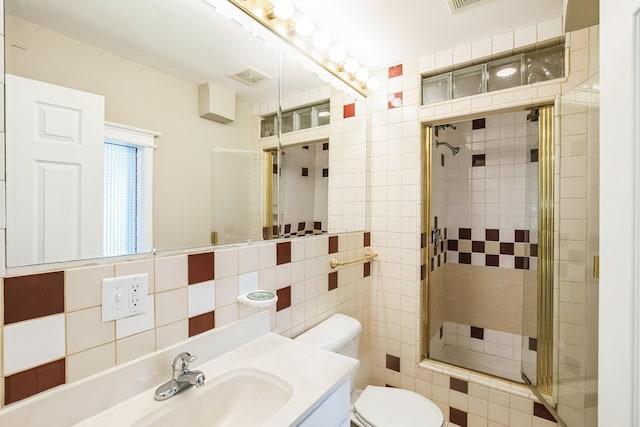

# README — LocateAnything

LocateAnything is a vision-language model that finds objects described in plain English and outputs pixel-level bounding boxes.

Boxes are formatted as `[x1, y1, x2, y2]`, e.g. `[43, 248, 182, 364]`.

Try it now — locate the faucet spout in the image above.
[154, 352, 206, 401]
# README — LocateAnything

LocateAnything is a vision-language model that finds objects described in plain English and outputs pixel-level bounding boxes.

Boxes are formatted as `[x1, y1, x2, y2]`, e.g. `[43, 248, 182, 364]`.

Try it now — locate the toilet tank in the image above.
[294, 313, 362, 358]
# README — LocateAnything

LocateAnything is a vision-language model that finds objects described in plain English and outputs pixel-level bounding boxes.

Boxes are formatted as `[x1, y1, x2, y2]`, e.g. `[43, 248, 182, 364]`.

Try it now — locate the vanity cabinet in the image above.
[297, 378, 351, 426]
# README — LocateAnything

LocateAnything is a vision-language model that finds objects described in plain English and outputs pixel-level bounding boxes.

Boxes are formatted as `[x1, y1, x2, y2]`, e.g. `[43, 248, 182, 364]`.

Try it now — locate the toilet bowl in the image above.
[294, 313, 444, 427]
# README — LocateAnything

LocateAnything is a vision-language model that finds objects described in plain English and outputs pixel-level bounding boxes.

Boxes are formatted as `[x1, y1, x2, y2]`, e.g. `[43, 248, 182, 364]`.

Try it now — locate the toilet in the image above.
[294, 313, 444, 427]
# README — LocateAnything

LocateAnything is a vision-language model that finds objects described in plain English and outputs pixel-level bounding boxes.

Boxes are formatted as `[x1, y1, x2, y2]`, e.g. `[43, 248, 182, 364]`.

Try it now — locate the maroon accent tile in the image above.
[188, 311, 215, 337]
[385, 384, 396, 388]
[437, 255, 442, 267]
[386, 354, 401, 372]
[422, 263, 427, 279]
[486, 254, 500, 267]
[272, 225, 279, 236]
[472, 154, 486, 167]
[4, 272, 65, 325]
[500, 242, 515, 255]
[323, 142, 329, 150]
[441, 153, 445, 167]
[421, 233, 427, 249]
[188, 252, 214, 284]
[471, 326, 484, 339]
[534, 402, 557, 422]
[430, 258, 434, 272]
[444, 228, 448, 239]
[450, 407, 468, 427]
[301, 167, 309, 177]
[5, 359, 66, 404]
[343, 103, 355, 118]
[450, 377, 468, 394]
[272, 164, 278, 174]
[444, 252, 448, 263]
[472, 118, 486, 129]
[388, 64, 403, 78]
[448, 240, 459, 251]
[298, 222, 305, 231]
[530, 149, 539, 162]
[262, 227, 270, 240]
[328, 272, 338, 291]
[459, 228, 472, 240]
[364, 262, 371, 278]
[515, 229, 530, 242]
[328, 236, 339, 254]
[529, 337, 538, 351]
[515, 256, 530, 270]
[530, 243, 538, 257]
[485, 229, 500, 241]
[387, 92, 403, 109]
[459, 253, 472, 264]
[277, 286, 291, 311]
[434, 216, 438, 228]
[314, 222, 322, 231]
[439, 326, 444, 339]
[322, 168, 329, 177]
[472, 241, 485, 253]
[277, 241, 292, 265]
[364, 231, 371, 247]
[284, 224, 291, 234]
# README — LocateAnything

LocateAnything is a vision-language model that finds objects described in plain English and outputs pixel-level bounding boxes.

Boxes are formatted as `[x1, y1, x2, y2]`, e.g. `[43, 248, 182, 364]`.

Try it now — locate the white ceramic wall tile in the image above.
[4, 314, 66, 375]
[492, 32, 514, 55]
[65, 264, 115, 312]
[214, 248, 239, 279]
[116, 296, 156, 339]
[116, 330, 155, 364]
[66, 343, 115, 383]
[187, 280, 215, 317]
[154, 255, 187, 292]
[471, 38, 492, 60]
[65, 307, 112, 357]
[154, 288, 188, 327]
[214, 276, 239, 307]
[155, 320, 188, 350]
[537, 16, 563, 41]
[435, 49, 453, 70]
[515, 24, 537, 48]
[418, 53, 436, 74]
[238, 271, 259, 294]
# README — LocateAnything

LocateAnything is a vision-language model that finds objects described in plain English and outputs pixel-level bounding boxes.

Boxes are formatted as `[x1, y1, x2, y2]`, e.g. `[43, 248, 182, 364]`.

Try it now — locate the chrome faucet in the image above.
[154, 352, 205, 401]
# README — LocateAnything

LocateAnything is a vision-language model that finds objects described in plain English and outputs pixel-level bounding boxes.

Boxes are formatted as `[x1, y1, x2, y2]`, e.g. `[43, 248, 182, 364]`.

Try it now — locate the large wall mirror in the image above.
[4, 0, 367, 268]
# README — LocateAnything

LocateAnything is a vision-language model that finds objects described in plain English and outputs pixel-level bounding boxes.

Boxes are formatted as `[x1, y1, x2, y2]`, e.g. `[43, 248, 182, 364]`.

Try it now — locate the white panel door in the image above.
[6, 74, 105, 266]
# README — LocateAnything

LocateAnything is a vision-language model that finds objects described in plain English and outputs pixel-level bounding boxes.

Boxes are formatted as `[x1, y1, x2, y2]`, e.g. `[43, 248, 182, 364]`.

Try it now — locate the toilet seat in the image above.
[352, 386, 444, 427]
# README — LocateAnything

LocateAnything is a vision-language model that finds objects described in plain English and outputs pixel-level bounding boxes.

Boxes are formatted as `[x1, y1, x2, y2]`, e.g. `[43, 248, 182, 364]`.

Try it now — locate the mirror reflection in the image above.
[4, 0, 338, 267]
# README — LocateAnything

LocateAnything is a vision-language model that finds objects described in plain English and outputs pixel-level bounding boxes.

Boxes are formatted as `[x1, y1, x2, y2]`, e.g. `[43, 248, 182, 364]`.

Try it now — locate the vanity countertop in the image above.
[76, 332, 358, 426]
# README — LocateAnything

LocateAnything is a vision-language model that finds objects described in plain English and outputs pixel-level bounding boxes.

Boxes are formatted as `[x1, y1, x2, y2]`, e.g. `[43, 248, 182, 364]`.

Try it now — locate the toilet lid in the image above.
[354, 386, 444, 427]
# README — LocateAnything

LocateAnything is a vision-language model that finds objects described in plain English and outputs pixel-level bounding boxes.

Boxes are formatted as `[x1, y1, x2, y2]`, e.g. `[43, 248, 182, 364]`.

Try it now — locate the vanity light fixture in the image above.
[215, 0, 373, 97]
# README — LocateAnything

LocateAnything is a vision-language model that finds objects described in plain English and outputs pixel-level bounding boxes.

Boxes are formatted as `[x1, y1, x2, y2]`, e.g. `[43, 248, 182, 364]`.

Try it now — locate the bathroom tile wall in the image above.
[0, 232, 371, 406]
[370, 18, 596, 426]
[0, 0, 5, 407]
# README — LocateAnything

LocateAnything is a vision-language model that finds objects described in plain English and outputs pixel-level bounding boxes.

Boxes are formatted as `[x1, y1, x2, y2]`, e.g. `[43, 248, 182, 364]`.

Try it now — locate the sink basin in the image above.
[134, 368, 293, 427]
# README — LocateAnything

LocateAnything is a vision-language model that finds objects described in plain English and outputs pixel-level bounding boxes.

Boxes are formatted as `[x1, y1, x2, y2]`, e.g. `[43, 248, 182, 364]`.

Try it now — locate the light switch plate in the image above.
[101, 273, 148, 322]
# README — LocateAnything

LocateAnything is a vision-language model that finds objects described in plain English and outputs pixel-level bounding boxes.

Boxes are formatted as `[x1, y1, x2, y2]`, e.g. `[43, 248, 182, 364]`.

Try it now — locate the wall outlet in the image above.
[101, 274, 148, 322]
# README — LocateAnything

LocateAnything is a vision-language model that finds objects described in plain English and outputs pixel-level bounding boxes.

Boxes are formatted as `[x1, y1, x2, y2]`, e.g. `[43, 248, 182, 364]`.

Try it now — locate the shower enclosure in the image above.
[423, 76, 599, 427]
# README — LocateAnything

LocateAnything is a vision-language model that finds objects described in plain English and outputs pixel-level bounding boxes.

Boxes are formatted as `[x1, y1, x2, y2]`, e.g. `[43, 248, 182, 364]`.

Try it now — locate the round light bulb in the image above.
[344, 57, 359, 74]
[329, 46, 346, 63]
[313, 31, 330, 50]
[366, 76, 380, 90]
[496, 67, 517, 78]
[355, 67, 370, 82]
[295, 16, 314, 36]
[273, 0, 294, 19]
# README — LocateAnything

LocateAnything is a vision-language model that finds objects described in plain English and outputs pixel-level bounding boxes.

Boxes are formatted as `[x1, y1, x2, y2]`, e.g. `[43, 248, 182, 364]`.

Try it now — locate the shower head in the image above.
[436, 141, 461, 156]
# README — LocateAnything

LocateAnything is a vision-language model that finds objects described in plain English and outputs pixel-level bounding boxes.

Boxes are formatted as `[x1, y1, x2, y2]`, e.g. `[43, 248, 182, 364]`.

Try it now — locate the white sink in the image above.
[134, 368, 293, 426]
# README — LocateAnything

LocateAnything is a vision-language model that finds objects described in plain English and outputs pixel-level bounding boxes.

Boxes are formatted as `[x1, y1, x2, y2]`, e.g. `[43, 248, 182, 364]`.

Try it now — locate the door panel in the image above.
[6, 74, 105, 266]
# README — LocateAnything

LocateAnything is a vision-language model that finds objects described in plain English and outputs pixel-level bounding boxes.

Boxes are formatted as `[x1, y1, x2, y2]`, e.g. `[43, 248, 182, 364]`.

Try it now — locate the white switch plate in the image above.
[101, 273, 148, 322]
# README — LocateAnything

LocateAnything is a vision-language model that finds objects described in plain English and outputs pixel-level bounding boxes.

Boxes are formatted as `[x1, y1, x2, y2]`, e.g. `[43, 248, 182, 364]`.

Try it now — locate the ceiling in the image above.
[6, 0, 566, 104]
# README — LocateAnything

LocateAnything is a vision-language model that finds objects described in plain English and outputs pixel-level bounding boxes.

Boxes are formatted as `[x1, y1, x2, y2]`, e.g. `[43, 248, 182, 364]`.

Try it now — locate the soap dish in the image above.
[237, 290, 278, 308]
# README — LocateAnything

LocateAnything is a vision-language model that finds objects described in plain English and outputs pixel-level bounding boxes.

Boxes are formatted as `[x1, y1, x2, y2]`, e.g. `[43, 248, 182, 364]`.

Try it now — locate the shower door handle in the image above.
[593, 255, 599, 279]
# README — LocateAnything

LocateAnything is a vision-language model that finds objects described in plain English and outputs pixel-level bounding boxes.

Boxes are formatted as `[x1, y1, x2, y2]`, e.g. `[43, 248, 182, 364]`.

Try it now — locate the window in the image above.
[421, 43, 565, 105]
[103, 122, 158, 257]
[260, 101, 330, 138]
